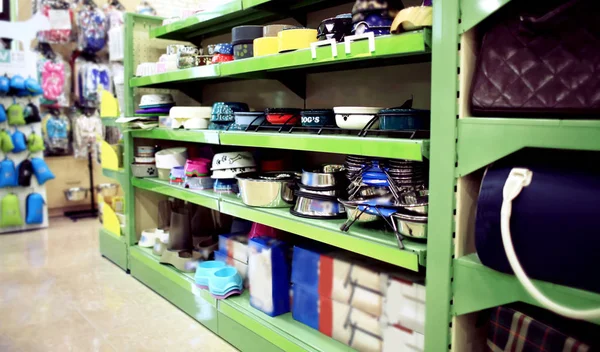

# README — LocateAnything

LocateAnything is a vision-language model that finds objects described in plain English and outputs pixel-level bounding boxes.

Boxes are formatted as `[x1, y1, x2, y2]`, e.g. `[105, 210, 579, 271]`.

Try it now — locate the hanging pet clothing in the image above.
[0, 130, 15, 153]
[39, 59, 67, 106]
[18, 159, 34, 187]
[42, 111, 70, 155]
[31, 157, 55, 185]
[11, 129, 27, 153]
[37, 0, 73, 44]
[77, 6, 108, 53]
[25, 193, 45, 224]
[0, 193, 23, 227]
[73, 109, 103, 159]
[0, 158, 18, 188]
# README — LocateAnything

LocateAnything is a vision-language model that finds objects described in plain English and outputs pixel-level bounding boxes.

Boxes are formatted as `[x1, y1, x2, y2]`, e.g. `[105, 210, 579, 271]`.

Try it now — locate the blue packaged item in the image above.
[0, 159, 18, 187]
[218, 233, 248, 263]
[11, 130, 27, 153]
[248, 236, 290, 317]
[25, 193, 45, 224]
[0, 76, 9, 94]
[31, 157, 55, 185]
[0, 104, 6, 122]
[476, 149, 600, 294]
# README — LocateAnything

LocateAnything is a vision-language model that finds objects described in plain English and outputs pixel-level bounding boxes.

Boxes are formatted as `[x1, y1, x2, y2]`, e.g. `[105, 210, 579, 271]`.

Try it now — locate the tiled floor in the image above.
[0, 217, 237, 352]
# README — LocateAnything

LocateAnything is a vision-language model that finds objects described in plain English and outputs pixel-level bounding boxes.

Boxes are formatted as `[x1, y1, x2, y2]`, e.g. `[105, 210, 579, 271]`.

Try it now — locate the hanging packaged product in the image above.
[77, 6, 108, 53]
[37, 0, 73, 44]
[107, 9, 125, 61]
[0, 193, 23, 227]
[27, 132, 45, 153]
[0, 105, 6, 122]
[37, 56, 70, 107]
[0, 158, 18, 188]
[11, 129, 27, 153]
[31, 157, 55, 185]
[17, 159, 34, 187]
[42, 110, 70, 156]
[0, 130, 15, 153]
[75, 58, 111, 107]
[7, 102, 25, 126]
[24, 103, 42, 124]
[73, 109, 103, 159]
[25, 193, 45, 224]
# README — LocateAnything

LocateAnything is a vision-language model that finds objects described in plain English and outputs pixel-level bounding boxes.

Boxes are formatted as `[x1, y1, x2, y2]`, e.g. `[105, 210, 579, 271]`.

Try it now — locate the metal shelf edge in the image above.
[132, 178, 220, 210]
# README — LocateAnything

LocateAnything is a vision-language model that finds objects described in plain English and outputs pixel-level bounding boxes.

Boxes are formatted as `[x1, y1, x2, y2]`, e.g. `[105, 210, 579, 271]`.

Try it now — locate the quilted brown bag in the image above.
[470, 0, 600, 117]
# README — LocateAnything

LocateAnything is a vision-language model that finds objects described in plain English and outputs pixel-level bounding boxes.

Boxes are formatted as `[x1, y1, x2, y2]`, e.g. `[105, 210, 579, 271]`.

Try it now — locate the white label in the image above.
[48, 10, 71, 30]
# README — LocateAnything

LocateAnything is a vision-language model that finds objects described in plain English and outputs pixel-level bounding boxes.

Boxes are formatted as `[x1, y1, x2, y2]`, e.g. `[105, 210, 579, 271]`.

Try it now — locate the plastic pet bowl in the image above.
[194, 260, 227, 288]
[209, 266, 243, 295]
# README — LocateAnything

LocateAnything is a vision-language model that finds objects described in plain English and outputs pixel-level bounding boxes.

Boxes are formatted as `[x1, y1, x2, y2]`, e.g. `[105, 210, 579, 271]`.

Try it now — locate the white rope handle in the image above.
[501, 168, 600, 319]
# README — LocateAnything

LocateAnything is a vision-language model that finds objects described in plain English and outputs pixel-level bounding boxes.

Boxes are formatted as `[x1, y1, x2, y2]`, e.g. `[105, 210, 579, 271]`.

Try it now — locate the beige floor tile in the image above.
[0, 217, 237, 352]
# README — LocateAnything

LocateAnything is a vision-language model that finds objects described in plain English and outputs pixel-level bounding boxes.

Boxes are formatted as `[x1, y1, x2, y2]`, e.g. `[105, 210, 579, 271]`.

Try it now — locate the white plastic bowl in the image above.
[333, 106, 383, 130]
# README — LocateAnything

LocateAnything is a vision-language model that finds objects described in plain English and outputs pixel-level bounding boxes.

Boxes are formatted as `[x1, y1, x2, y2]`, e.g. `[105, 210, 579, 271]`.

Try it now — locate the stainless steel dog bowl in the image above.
[338, 199, 380, 223]
[392, 212, 428, 239]
[301, 164, 346, 188]
[291, 192, 345, 219]
[236, 171, 296, 208]
[95, 183, 119, 197]
[64, 187, 89, 201]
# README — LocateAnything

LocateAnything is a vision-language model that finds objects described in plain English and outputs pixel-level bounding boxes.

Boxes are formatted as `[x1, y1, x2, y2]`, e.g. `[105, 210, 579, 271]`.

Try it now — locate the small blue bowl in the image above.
[378, 108, 431, 131]
[209, 267, 243, 295]
[195, 260, 227, 288]
[214, 43, 233, 55]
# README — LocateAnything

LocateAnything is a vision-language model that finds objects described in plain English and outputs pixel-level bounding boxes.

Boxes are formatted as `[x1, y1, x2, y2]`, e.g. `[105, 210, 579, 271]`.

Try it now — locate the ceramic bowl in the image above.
[265, 108, 302, 125]
[211, 102, 250, 122]
[233, 43, 254, 59]
[317, 14, 353, 42]
[378, 108, 431, 131]
[234, 111, 266, 126]
[232, 25, 264, 45]
[300, 109, 336, 127]
[333, 106, 383, 130]
[131, 163, 158, 178]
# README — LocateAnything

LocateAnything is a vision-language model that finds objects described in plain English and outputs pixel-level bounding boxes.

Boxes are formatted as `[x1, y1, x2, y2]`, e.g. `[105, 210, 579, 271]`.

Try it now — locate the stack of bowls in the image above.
[236, 171, 296, 208]
[168, 106, 212, 129]
[351, 0, 404, 36]
[254, 25, 294, 57]
[209, 102, 250, 130]
[211, 151, 257, 193]
[339, 155, 429, 249]
[183, 158, 214, 190]
[131, 145, 158, 178]
[155, 147, 188, 180]
[211, 43, 234, 64]
[137, 94, 175, 116]
[232, 25, 263, 59]
[195, 261, 244, 299]
[291, 165, 347, 219]
[317, 14, 353, 42]
[231, 111, 266, 130]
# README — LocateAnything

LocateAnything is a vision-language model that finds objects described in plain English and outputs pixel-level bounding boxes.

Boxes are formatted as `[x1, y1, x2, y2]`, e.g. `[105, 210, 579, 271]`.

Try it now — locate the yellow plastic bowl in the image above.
[253, 37, 279, 57]
[277, 29, 318, 53]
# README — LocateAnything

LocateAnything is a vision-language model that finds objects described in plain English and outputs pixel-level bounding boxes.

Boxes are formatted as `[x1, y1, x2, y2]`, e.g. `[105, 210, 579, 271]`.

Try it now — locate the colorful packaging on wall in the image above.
[37, 0, 73, 44]
[77, 6, 108, 53]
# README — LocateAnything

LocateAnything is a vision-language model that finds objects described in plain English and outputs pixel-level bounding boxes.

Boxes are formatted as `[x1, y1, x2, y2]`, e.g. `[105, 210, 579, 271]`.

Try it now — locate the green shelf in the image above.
[99, 229, 128, 271]
[220, 292, 351, 352]
[459, 0, 512, 32]
[130, 31, 431, 89]
[456, 118, 600, 176]
[102, 168, 128, 185]
[219, 193, 426, 270]
[129, 246, 219, 332]
[220, 131, 429, 160]
[130, 65, 220, 87]
[149, 0, 351, 41]
[130, 129, 220, 144]
[132, 178, 221, 210]
[102, 117, 119, 127]
[130, 176, 425, 270]
[453, 254, 600, 325]
[220, 30, 430, 77]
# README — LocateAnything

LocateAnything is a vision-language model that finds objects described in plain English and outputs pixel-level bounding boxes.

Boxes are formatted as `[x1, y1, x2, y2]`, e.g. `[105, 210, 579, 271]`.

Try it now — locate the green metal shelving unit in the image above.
[101, 2, 600, 351]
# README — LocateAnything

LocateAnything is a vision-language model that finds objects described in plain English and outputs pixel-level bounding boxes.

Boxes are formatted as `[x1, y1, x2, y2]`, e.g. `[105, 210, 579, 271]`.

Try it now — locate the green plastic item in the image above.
[1, 193, 23, 227]
[7, 103, 25, 126]
[0, 130, 14, 153]
[27, 132, 45, 152]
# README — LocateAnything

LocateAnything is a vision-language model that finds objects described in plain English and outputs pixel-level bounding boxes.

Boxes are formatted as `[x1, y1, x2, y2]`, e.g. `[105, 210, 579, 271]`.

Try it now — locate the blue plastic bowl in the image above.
[194, 260, 227, 288]
[209, 267, 243, 295]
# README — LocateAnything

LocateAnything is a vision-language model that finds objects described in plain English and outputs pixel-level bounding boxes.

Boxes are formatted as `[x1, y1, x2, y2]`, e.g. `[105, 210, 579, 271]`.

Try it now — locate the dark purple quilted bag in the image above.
[470, 0, 600, 117]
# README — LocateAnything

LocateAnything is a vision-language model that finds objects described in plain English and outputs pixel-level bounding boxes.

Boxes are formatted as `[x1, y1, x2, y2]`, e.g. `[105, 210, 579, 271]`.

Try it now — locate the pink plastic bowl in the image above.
[185, 158, 211, 177]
